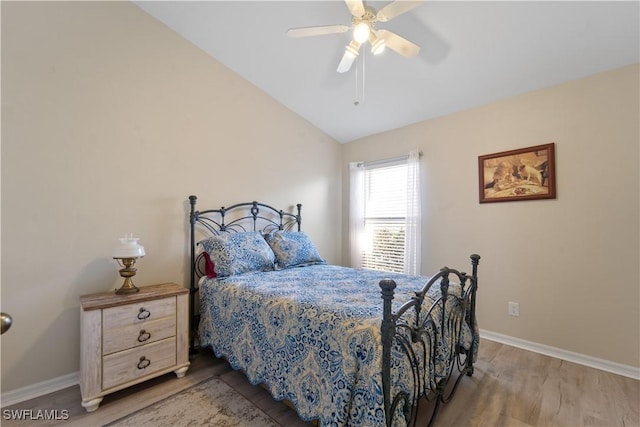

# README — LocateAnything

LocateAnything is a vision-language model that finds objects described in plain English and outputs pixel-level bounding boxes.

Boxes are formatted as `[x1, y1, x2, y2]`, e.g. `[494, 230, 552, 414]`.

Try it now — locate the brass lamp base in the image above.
[115, 257, 140, 294]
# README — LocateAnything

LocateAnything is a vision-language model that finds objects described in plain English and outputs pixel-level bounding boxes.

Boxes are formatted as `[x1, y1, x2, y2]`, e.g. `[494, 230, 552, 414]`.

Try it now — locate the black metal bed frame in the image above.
[188, 195, 480, 427]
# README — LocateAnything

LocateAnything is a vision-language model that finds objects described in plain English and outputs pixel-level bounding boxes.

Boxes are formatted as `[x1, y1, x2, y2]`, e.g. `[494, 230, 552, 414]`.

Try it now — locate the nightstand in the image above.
[79, 282, 190, 412]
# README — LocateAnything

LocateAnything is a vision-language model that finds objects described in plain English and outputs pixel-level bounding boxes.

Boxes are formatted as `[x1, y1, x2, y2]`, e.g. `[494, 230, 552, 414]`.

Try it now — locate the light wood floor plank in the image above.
[1, 342, 638, 427]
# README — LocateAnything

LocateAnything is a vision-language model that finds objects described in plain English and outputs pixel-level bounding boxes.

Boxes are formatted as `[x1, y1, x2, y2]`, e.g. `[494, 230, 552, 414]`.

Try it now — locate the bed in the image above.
[188, 196, 480, 427]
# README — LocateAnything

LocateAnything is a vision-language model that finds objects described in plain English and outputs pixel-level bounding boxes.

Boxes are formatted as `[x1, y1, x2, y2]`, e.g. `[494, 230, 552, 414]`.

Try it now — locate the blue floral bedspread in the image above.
[198, 265, 475, 426]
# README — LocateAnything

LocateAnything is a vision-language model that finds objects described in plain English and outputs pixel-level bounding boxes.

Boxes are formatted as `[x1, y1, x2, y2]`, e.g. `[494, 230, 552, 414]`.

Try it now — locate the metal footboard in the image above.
[380, 254, 480, 427]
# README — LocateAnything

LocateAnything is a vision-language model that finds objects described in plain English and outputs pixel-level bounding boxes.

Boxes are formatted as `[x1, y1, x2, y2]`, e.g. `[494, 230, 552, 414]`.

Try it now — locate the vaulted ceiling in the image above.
[135, 1, 639, 143]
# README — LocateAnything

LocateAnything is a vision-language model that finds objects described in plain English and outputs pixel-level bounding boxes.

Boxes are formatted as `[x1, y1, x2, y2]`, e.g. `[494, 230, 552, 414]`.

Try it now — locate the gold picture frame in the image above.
[478, 143, 556, 203]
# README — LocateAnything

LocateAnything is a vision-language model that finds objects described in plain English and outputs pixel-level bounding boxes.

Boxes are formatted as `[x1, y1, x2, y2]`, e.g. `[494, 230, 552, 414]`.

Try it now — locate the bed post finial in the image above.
[189, 195, 197, 215]
[470, 254, 480, 280]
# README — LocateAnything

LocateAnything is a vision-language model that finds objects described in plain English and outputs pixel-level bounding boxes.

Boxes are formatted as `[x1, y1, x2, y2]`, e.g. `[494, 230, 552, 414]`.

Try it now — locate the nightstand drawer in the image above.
[103, 316, 176, 355]
[102, 337, 176, 390]
[103, 297, 176, 330]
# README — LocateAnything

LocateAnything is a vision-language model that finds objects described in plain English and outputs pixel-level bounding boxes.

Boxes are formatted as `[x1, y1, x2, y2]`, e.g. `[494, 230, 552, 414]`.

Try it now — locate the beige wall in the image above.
[1, 1, 341, 392]
[2, 0, 638, 397]
[342, 64, 640, 368]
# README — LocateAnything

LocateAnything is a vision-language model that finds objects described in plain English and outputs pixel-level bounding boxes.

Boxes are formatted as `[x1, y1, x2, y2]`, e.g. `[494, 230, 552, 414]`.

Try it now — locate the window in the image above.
[349, 150, 421, 275]
[361, 162, 408, 273]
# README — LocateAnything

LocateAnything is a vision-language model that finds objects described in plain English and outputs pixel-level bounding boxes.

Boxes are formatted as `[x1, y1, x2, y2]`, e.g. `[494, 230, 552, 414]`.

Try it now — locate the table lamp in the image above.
[113, 233, 145, 294]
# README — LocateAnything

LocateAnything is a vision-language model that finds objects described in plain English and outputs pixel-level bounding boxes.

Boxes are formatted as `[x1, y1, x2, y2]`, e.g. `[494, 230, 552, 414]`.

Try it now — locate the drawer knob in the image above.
[137, 308, 151, 320]
[137, 356, 151, 370]
[137, 329, 151, 342]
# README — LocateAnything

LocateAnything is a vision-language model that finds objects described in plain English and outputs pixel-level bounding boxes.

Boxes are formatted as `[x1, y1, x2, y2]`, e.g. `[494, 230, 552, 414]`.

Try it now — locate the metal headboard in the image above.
[187, 195, 302, 352]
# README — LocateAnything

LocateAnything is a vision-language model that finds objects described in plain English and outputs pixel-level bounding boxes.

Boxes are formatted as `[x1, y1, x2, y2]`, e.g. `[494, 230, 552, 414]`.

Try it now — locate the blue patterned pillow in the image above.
[198, 232, 275, 277]
[264, 231, 326, 270]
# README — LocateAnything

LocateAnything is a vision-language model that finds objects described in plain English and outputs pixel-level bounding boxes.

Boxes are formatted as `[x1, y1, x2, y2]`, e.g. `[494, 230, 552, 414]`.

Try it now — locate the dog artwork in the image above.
[518, 164, 543, 186]
[484, 161, 516, 189]
[479, 143, 556, 203]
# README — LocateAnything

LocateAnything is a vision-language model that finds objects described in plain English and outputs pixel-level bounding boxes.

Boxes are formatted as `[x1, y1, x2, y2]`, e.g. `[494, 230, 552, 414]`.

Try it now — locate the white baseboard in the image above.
[2, 331, 638, 407]
[480, 329, 640, 380]
[1, 372, 78, 408]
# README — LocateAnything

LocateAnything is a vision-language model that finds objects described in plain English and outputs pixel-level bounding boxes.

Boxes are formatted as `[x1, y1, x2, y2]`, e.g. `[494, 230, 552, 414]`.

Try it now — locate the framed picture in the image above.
[478, 143, 556, 203]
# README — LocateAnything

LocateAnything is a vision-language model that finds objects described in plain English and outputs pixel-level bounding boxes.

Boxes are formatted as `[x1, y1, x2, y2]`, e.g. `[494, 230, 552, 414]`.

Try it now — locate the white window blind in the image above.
[362, 162, 408, 273]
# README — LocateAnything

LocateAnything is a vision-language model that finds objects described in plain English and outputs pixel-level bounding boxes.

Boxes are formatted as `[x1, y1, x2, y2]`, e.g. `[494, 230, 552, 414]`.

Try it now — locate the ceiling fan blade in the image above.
[287, 24, 350, 38]
[376, 0, 425, 22]
[377, 29, 420, 57]
[337, 41, 361, 73]
[345, 0, 365, 17]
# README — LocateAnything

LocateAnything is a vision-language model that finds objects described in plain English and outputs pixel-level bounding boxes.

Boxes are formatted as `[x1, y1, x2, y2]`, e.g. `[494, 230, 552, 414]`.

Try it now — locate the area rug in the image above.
[107, 377, 280, 427]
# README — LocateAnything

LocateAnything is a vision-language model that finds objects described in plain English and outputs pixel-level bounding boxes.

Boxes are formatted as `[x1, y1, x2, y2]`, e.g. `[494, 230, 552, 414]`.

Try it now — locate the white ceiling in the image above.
[134, 1, 639, 143]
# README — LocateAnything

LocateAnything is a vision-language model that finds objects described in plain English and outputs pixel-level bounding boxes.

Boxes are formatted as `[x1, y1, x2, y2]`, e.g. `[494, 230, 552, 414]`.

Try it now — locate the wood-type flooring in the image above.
[2, 340, 638, 426]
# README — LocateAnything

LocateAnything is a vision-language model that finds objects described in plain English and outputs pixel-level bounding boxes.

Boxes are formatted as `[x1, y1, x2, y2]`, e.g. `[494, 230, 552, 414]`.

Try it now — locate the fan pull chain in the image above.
[354, 55, 360, 106]
[362, 52, 366, 104]
[354, 52, 366, 107]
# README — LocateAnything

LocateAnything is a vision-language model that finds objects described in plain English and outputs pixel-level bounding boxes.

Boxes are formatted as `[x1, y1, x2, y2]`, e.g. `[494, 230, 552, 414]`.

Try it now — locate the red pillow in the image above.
[202, 251, 217, 278]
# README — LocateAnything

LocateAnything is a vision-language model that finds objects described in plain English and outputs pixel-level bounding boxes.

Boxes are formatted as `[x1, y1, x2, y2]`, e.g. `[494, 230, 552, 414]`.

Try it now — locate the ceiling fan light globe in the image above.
[337, 42, 360, 73]
[371, 38, 385, 55]
[353, 22, 370, 43]
[345, 43, 359, 58]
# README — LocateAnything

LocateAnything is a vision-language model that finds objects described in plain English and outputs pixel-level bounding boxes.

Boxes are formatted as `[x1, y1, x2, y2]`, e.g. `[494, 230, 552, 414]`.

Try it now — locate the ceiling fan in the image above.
[287, 0, 424, 73]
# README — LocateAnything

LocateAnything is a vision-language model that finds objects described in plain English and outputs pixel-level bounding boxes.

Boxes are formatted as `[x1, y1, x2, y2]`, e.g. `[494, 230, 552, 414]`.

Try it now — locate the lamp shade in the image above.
[370, 33, 385, 55]
[353, 22, 370, 43]
[113, 233, 146, 258]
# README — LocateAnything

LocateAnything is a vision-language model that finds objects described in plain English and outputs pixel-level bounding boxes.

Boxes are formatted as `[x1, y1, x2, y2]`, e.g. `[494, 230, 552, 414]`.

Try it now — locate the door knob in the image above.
[1, 312, 12, 334]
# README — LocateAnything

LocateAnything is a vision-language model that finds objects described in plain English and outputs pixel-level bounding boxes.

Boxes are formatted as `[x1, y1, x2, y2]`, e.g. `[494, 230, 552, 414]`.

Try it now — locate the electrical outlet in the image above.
[508, 302, 520, 317]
